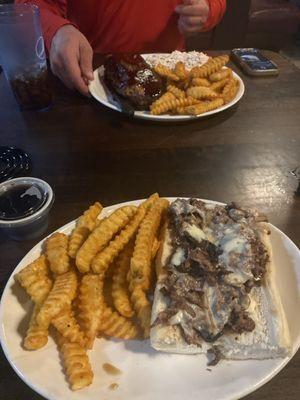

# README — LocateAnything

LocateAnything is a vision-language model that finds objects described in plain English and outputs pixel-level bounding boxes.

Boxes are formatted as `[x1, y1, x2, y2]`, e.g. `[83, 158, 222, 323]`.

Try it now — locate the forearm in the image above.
[15, 1, 74, 52]
[202, 0, 226, 31]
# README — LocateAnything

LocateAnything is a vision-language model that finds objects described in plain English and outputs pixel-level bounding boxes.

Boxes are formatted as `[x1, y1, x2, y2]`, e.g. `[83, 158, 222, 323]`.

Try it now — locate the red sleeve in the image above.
[15, 1, 75, 52]
[202, 0, 226, 32]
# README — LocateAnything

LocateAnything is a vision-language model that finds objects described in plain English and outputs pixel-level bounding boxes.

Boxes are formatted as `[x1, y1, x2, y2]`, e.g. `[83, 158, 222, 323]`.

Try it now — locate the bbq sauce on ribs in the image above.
[103, 54, 164, 109]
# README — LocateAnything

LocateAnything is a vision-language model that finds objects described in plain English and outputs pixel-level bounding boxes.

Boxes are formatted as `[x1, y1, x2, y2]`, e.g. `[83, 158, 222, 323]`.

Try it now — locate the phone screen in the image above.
[234, 49, 277, 71]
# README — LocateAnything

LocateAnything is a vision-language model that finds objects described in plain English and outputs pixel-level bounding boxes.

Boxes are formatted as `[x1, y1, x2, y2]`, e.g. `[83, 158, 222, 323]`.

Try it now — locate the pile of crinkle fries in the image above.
[150, 54, 239, 115]
[15, 193, 168, 390]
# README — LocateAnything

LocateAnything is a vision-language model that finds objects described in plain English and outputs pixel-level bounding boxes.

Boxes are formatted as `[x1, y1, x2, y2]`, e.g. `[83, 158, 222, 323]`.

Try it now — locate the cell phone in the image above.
[231, 48, 279, 76]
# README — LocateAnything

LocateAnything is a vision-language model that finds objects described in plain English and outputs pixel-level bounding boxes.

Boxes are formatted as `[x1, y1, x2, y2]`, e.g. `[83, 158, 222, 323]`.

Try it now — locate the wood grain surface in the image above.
[0, 51, 299, 400]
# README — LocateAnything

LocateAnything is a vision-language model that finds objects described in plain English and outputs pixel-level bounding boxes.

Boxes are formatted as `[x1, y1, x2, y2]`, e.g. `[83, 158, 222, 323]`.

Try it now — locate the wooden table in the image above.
[0, 51, 299, 400]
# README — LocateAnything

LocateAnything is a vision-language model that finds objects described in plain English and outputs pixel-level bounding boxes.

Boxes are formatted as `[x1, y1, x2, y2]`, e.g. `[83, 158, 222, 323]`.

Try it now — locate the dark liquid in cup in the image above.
[10, 68, 52, 111]
[0, 183, 47, 220]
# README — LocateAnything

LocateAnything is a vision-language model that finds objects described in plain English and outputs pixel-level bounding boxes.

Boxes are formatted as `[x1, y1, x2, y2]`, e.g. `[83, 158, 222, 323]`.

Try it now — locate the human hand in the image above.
[175, 0, 210, 36]
[49, 25, 94, 96]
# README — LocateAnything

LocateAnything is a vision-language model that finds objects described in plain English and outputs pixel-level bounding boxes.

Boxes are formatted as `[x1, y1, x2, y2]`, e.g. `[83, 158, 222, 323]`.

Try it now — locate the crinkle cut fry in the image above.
[131, 285, 151, 338]
[151, 97, 198, 115]
[98, 305, 138, 340]
[57, 332, 93, 391]
[96, 272, 137, 339]
[111, 240, 135, 318]
[167, 84, 186, 99]
[25, 275, 53, 305]
[191, 55, 229, 78]
[36, 270, 78, 329]
[76, 205, 137, 273]
[52, 306, 86, 347]
[77, 202, 102, 230]
[210, 78, 230, 92]
[16, 255, 53, 304]
[69, 226, 90, 259]
[150, 92, 176, 111]
[182, 98, 224, 116]
[174, 61, 189, 80]
[24, 304, 48, 350]
[46, 232, 70, 275]
[68, 202, 103, 258]
[139, 192, 160, 210]
[91, 194, 158, 274]
[153, 63, 179, 81]
[77, 274, 104, 349]
[151, 237, 160, 260]
[91, 203, 148, 274]
[222, 78, 239, 104]
[130, 198, 169, 291]
[91, 207, 146, 274]
[17, 254, 49, 278]
[209, 67, 232, 82]
[128, 198, 169, 337]
[186, 86, 218, 100]
[191, 77, 211, 87]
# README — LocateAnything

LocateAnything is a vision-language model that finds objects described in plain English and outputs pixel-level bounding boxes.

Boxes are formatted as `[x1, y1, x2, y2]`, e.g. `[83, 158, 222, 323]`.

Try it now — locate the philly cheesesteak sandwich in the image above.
[150, 199, 290, 360]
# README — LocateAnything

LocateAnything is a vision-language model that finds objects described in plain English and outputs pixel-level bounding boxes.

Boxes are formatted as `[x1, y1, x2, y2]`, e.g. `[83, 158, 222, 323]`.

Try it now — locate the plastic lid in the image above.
[0, 146, 32, 183]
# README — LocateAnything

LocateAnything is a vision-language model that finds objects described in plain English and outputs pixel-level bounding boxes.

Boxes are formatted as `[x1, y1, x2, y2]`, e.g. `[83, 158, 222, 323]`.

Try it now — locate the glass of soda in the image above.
[0, 4, 52, 111]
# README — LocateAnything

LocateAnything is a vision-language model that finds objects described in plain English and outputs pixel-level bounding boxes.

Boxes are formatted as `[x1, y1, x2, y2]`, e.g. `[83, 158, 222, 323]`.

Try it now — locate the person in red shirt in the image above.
[16, 0, 226, 96]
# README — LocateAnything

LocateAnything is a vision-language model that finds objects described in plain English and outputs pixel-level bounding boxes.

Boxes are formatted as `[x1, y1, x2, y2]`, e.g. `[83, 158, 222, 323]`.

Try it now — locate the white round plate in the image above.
[1, 198, 300, 400]
[88, 56, 245, 121]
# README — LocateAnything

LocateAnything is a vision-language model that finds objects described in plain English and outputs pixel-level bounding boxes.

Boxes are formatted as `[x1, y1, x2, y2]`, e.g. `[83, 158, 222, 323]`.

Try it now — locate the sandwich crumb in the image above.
[207, 346, 223, 366]
[108, 383, 119, 391]
[103, 363, 122, 376]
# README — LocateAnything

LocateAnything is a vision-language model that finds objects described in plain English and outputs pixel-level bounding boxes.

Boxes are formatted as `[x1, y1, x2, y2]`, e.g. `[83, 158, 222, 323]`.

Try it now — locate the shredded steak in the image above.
[155, 199, 268, 349]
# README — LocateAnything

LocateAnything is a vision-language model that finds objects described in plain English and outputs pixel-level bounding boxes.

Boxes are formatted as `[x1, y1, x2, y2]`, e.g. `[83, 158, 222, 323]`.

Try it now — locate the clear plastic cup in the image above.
[0, 177, 54, 241]
[0, 4, 52, 110]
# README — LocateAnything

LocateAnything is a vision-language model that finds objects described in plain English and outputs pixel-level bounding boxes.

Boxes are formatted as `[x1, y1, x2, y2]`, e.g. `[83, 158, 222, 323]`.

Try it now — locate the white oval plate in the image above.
[1, 198, 300, 400]
[88, 57, 245, 121]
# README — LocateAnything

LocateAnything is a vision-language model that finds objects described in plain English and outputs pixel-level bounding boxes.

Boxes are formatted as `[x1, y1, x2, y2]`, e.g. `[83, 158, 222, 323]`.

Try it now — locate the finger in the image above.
[50, 59, 74, 90]
[62, 70, 90, 97]
[178, 18, 186, 35]
[79, 43, 94, 81]
[178, 18, 203, 34]
[57, 68, 77, 91]
[181, 15, 206, 28]
[61, 54, 90, 96]
[175, 4, 208, 17]
[182, 0, 208, 6]
[182, 0, 194, 4]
